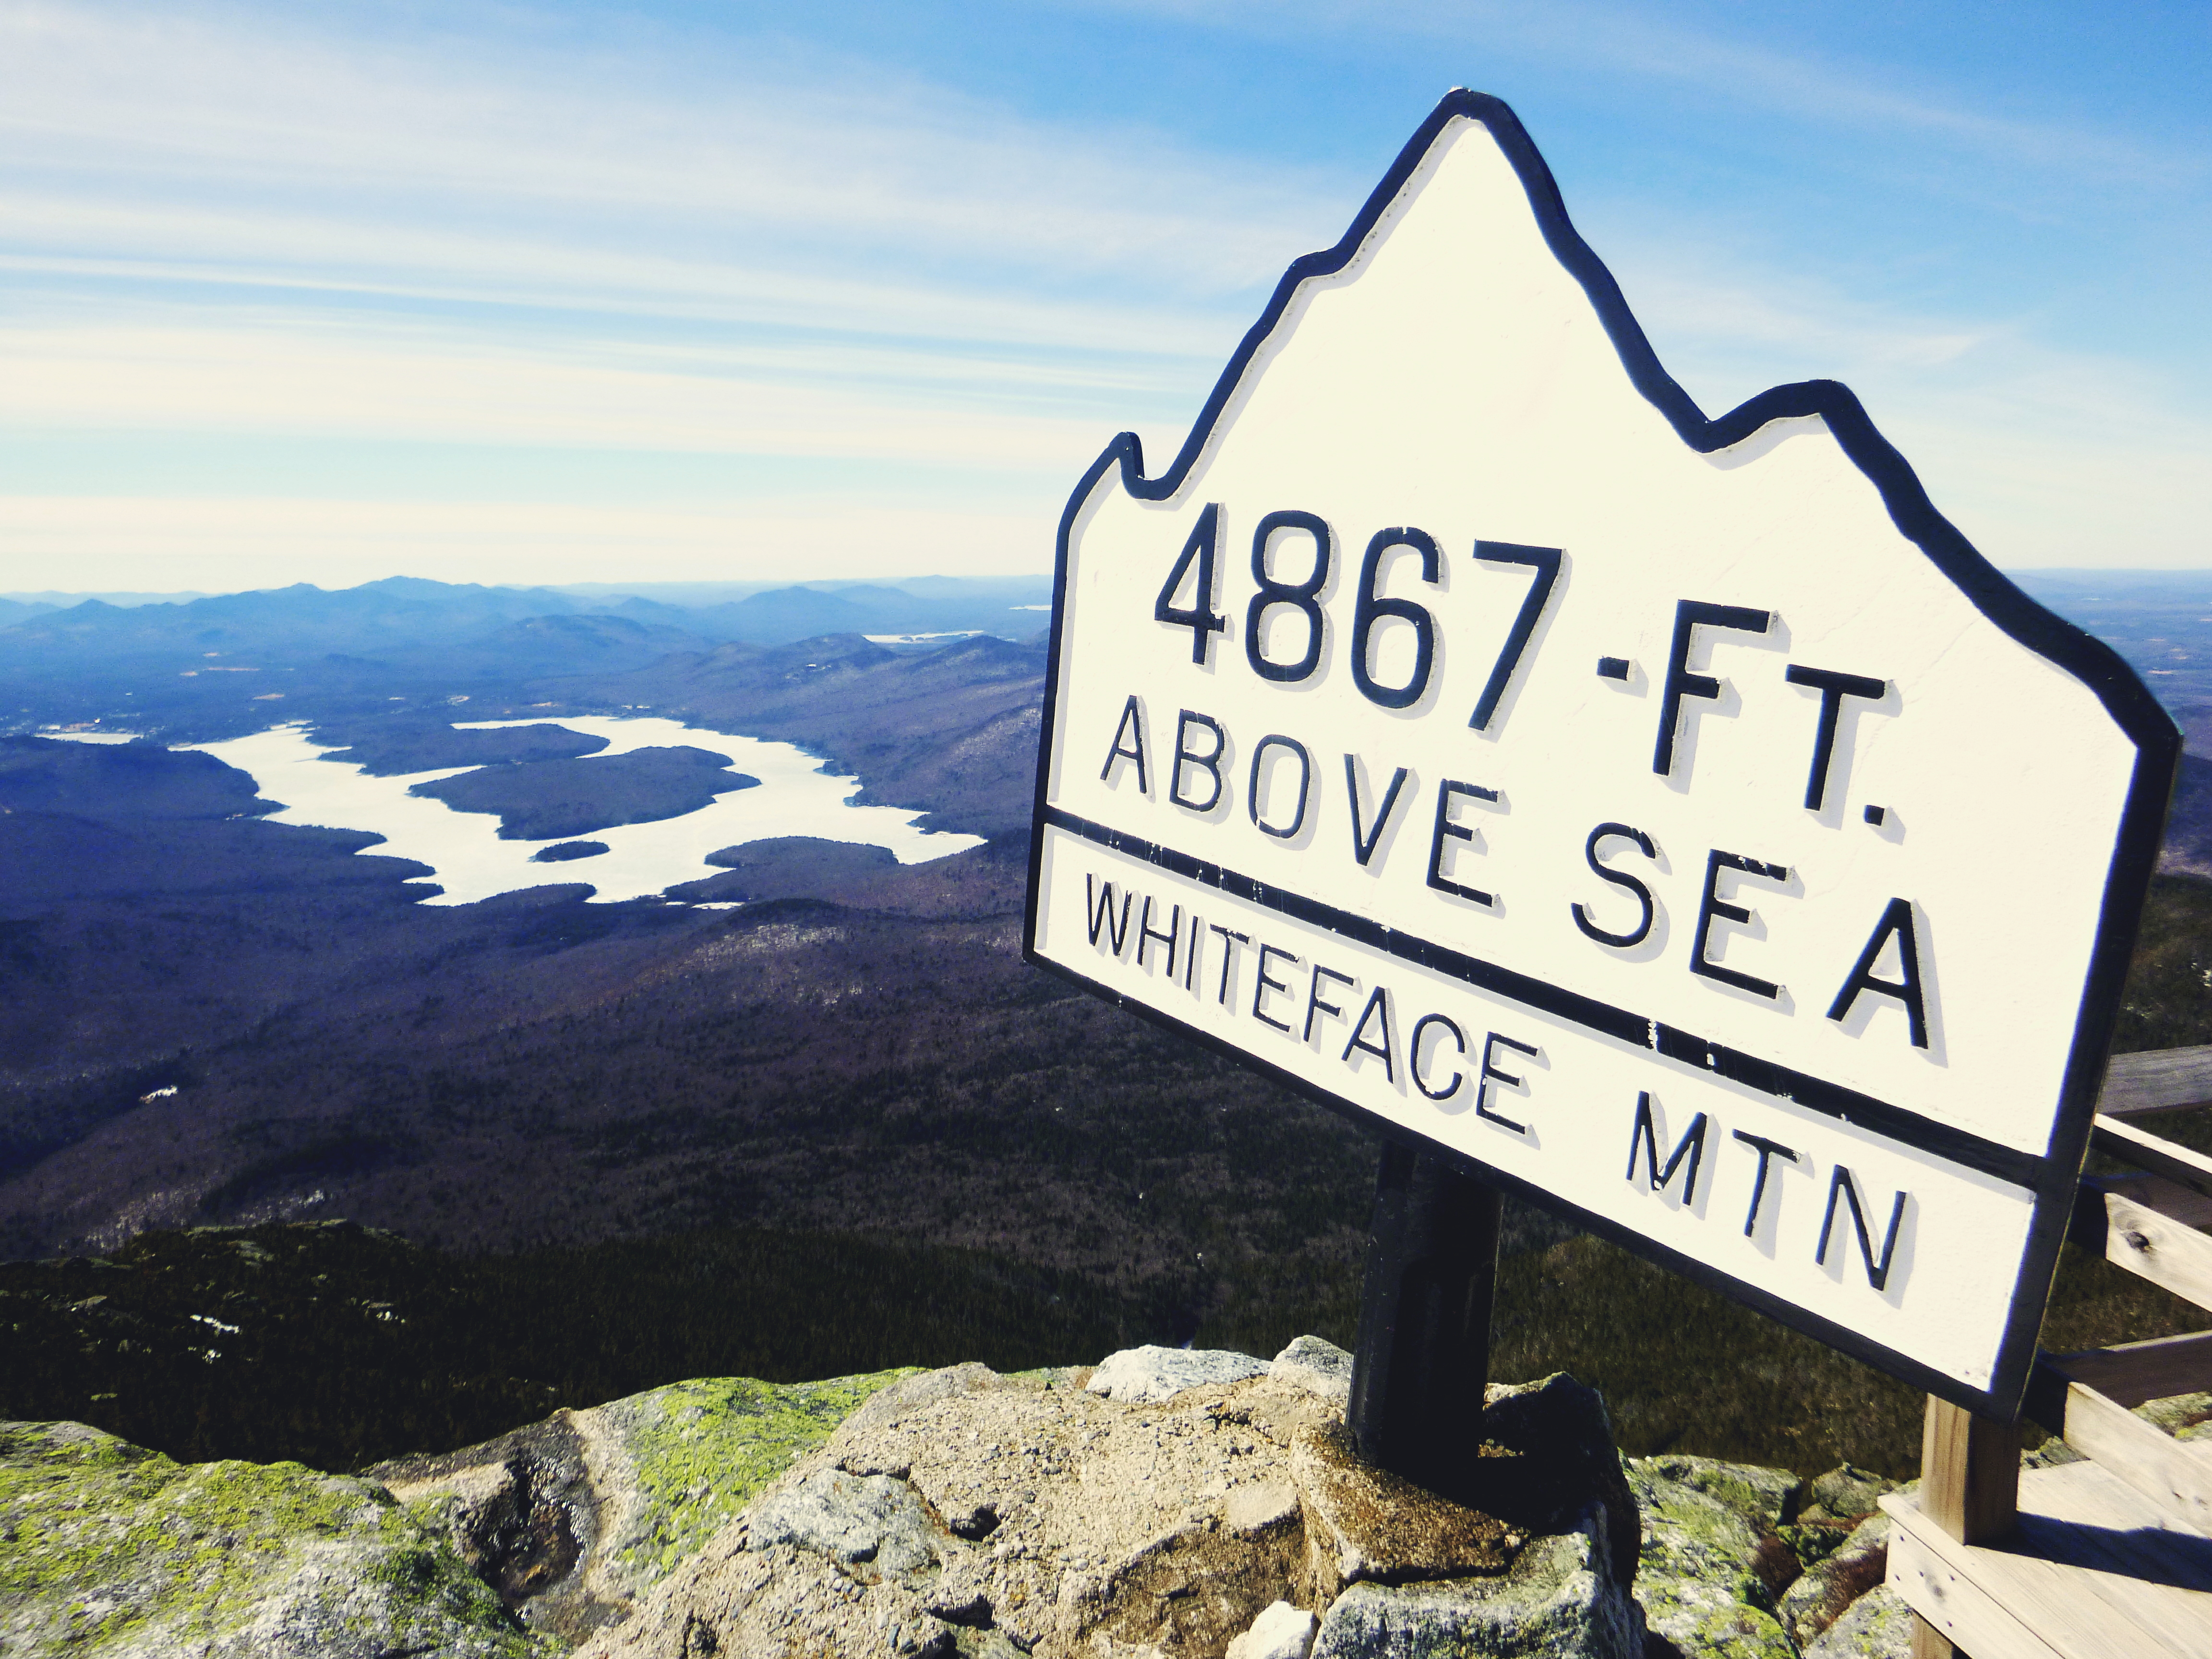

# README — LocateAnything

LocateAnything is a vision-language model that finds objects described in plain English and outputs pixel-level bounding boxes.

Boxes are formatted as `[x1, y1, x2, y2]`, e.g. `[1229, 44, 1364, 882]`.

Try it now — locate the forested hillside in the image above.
[7, 580, 2212, 1485]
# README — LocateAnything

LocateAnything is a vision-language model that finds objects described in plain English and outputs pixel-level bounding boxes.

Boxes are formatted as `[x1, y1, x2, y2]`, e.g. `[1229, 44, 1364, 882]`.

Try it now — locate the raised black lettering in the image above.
[1100, 694, 1149, 793]
[1248, 735, 1313, 839]
[1827, 898, 1930, 1048]
[1654, 600, 1771, 778]
[1572, 822, 1658, 949]
[1784, 665, 1887, 811]
[1731, 1130, 1800, 1237]
[1426, 779, 1498, 906]
[1245, 511, 1332, 683]
[1085, 874, 1133, 957]
[1343, 986, 1395, 1081]
[1154, 503, 1228, 663]
[1170, 710, 1227, 813]
[1692, 849, 1789, 1000]
[1209, 923, 1250, 1007]
[1410, 1012, 1465, 1101]
[1470, 542, 1562, 731]
[1476, 1032, 1539, 1134]
[1627, 1092, 1709, 1204]
[1351, 527, 1439, 709]
[1304, 964, 1356, 1043]
[1136, 895, 1181, 978]
[1252, 943, 1300, 1032]
[1345, 756, 1410, 867]
[1817, 1166, 1908, 1291]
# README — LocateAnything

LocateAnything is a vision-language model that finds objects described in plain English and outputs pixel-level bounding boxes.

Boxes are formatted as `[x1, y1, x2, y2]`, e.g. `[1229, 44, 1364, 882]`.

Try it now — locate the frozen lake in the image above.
[182, 716, 983, 906]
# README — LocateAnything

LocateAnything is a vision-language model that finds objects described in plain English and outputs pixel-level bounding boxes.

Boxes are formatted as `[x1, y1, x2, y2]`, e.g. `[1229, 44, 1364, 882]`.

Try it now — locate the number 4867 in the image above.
[1152, 503, 1561, 732]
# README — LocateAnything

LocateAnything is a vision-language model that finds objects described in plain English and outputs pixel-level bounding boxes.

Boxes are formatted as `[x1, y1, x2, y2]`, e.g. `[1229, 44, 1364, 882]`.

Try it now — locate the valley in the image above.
[5, 572, 2212, 1483]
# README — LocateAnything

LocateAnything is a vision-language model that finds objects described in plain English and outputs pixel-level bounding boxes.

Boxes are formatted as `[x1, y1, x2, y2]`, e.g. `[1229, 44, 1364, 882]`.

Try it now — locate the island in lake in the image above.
[408, 746, 760, 840]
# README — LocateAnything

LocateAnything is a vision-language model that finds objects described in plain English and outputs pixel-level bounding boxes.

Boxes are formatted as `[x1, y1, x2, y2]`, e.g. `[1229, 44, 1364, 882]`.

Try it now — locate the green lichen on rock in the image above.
[1633, 1453, 1803, 1533]
[1801, 1464, 1896, 1523]
[594, 1368, 920, 1592]
[1311, 1527, 1645, 1659]
[1779, 1513, 1890, 1650]
[1624, 1456, 1798, 1659]
[1801, 1582, 1913, 1658]
[0, 1419, 539, 1658]
[2138, 1389, 2212, 1443]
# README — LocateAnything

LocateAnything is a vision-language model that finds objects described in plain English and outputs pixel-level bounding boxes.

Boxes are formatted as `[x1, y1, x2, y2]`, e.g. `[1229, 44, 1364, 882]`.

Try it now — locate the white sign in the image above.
[1024, 93, 2176, 1416]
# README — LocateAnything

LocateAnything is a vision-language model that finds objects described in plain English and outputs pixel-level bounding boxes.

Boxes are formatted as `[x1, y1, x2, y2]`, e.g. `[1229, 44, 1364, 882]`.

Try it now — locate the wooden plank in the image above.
[2052, 1331, 2212, 1408]
[2101, 1046, 2212, 1117]
[2074, 1186, 2212, 1315]
[1922, 1394, 2021, 1542]
[1888, 1521, 2063, 1659]
[1883, 1461, 2212, 1658]
[1910, 1613, 1959, 1659]
[2002, 1462, 2212, 1655]
[2034, 1454, 2212, 1567]
[2094, 1116, 2212, 1202]
[2033, 1361, 2212, 1536]
[1913, 1391, 2020, 1657]
[2100, 1175, 2212, 1230]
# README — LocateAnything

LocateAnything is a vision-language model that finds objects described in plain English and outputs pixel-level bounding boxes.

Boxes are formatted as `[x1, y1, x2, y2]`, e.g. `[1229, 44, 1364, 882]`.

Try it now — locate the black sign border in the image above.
[1022, 88, 2179, 1420]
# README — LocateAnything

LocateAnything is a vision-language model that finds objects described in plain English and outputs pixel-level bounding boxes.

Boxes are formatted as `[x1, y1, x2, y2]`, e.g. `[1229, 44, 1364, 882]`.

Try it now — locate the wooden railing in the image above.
[2095, 1045, 2212, 1120]
[1881, 1054, 2212, 1659]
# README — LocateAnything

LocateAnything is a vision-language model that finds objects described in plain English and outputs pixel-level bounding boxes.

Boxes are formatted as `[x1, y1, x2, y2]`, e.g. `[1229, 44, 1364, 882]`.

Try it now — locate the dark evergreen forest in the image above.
[5, 579, 2212, 1483]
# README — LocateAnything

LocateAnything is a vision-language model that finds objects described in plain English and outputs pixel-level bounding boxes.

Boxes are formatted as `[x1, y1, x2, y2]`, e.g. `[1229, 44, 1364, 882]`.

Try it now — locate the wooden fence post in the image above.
[1910, 1394, 2021, 1659]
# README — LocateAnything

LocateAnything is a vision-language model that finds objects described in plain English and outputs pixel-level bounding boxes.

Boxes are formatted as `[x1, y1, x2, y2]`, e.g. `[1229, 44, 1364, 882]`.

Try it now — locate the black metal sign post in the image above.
[1345, 1145, 1503, 1504]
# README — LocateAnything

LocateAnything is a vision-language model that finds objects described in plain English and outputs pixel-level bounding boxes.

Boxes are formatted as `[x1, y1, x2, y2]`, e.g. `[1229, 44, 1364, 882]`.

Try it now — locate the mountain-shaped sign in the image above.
[1023, 93, 2178, 1416]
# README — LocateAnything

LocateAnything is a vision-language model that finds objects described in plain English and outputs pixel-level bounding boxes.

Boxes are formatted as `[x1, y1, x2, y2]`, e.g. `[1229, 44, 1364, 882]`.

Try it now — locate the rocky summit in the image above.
[367, 1370, 922, 1646]
[585, 1354, 1643, 1659]
[12, 1336, 2137, 1658]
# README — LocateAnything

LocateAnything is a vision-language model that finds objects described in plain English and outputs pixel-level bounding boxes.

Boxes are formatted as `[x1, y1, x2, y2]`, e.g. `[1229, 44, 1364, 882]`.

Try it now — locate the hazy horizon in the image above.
[13, 564, 2212, 615]
[0, 572, 1056, 609]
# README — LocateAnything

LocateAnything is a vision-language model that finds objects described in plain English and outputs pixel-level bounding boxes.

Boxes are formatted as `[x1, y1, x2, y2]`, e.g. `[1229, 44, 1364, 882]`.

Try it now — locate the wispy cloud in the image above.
[1099, 0, 2209, 195]
[0, 2, 1340, 577]
[1517, 10, 2199, 189]
[1595, 232, 2212, 566]
[0, 494, 1062, 590]
[2, 0, 2206, 584]
[0, 3, 1348, 299]
[0, 310, 1126, 464]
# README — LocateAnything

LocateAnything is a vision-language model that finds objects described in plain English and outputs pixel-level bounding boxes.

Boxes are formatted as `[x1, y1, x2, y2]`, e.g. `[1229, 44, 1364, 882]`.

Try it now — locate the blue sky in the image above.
[2, 0, 2207, 591]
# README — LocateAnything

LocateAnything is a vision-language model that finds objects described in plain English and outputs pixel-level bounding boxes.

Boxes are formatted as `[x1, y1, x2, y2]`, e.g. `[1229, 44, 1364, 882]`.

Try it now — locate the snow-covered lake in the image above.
[178, 717, 982, 906]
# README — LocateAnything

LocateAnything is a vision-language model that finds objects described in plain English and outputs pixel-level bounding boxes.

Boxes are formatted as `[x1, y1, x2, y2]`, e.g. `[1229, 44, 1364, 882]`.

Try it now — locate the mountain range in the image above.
[3, 566, 2212, 1446]
[0, 574, 1050, 743]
